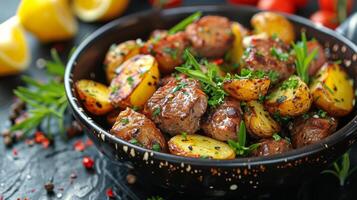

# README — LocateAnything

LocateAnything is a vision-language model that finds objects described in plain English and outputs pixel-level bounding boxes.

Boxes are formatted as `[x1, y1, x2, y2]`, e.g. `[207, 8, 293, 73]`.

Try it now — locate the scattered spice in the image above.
[106, 188, 115, 198]
[126, 174, 137, 184]
[82, 156, 95, 169]
[85, 139, 94, 147]
[44, 182, 54, 193]
[12, 148, 18, 157]
[212, 58, 224, 65]
[73, 140, 85, 152]
[34, 131, 51, 148]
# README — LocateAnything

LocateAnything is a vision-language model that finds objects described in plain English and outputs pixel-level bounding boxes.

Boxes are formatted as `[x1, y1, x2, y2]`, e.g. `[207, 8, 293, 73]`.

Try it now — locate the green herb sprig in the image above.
[168, 11, 202, 35]
[227, 121, 260, 156]
[10, 49, 68, 136]
[292, 32, 318, 84]
[176, 50, 227, 106]
[322, 152, 357, 186]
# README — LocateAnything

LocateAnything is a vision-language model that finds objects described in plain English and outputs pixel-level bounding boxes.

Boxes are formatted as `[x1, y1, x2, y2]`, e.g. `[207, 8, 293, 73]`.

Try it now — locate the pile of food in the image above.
[75, 11, 355, 160]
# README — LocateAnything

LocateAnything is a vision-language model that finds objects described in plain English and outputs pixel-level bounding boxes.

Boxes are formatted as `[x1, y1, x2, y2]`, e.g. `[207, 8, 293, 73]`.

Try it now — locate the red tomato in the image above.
[319, 0, 354, 13]
[149, 0, 182, 8]
[310, 10, 339, 29]
[257, 0, 296, 13]
[228, 0, 259, 5]
[294, 0, 308, 7]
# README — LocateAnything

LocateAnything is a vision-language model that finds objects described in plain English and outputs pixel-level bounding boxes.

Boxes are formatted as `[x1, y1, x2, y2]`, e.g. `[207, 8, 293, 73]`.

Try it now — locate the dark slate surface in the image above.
[1, 0, 357, 200]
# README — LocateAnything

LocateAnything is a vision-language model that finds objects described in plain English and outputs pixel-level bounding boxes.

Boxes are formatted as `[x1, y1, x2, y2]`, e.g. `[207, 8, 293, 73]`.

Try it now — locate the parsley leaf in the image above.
[168, 11, 202, 35]
[153, 107, 161, 117]
[270, 47, 289, 61]
[152, 143, 161, 152]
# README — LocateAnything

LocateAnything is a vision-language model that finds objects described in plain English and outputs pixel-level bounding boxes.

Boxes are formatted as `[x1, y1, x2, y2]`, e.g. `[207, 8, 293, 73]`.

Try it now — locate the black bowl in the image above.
[65, 5, 357, 196]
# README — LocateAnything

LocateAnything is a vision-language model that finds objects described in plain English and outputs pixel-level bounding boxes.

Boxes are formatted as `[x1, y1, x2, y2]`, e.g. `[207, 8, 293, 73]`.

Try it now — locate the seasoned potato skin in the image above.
[109, 54, 160, 109]
[310, 63, 354, 117]
[201, 97, 243, 141]
[244, 101, 280, 138]
[110, 108, 167, 152]
[104, 40, 141, 82]
[290, 115, 337, 148]
[251, 138, 292, 157]
[265, 76, 313, 117]
[168, 134, 236, 159]
[76, 79, 113, 115]
[251, 12, 295, 44]
[223, 77, 270, 101]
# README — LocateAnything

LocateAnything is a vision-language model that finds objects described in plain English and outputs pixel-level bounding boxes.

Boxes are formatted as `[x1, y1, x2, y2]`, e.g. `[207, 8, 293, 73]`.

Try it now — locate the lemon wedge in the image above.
[0, 17, 30, 76]
[72, 0, 129, 22]
[17, 0, 78, 43]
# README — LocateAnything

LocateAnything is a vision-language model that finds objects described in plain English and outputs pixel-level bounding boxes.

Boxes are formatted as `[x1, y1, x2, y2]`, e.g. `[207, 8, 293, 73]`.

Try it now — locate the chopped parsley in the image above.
[131, 105, 141, 111]
[120, 118, 129, 125]
[322, 82, 334, 94]
[171, 81, 188, 93]
[270, 47, 289, 61]
[127, 76, 134, 86]
[280, 77, 299, 90]
[272, 133, 282, 141]
[273, 111, 292, 124]
[163, 47, 178, 59]
[181, 132, 188, 140]
[153, 107, 161, 117]
[317, 109, 327, 118]
[129, 138, 140, 145]
[152, 143, 161, 152]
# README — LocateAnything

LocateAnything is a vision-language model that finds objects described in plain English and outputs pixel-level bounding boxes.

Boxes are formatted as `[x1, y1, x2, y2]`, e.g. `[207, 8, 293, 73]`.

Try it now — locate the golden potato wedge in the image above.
[310, 63, 354, 117]
[109, 54, 160, 109]
[251, 12, 295, 44]
[229, 22, 244, 65]
[244, 101, 280, 138]
[168, 134, 236, 160]
[265, 75, 313, 117]
[223, 77, 270, 101]
[75, 79, 113, 115]
[104, 40, 141, 82]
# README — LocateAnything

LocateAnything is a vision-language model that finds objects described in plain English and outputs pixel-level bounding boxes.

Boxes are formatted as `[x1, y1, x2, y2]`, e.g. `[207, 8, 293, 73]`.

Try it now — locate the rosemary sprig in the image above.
[168, 11, 202, 35]
[227, 121, 260, 156]
[292, 32, 318, 84]
[322, 152, 357, 186]
[10, 49, 68, 136]
[176, 50, 227, 106]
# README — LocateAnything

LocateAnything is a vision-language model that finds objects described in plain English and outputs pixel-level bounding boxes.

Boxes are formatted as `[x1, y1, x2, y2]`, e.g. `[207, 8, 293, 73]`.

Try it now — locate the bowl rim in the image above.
[65, 4, 357, 167]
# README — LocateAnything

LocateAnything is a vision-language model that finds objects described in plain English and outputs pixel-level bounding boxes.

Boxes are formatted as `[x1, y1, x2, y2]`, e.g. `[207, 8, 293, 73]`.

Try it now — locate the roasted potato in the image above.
[251, 12, 295, 44]
[168, 134, 236, 160]
[229, 22, 244, 65]
[110, 108, 167, 152]
[265, 76, 313, 117]
[104, 40, 141, 82]
[109, 54, 160, 109]
[75, 79, 113, 115]
[310, 63, 354, 117]
[244, 101, 280, 138]
[223, 77, 270, 101]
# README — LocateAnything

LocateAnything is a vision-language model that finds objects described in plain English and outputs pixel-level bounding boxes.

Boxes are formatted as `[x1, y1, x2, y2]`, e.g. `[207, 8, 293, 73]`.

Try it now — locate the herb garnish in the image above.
[292, 32, 318, 84]
[163, 47, 178, 59]
[176, 50, 227, 107]
[127, 76, 134, 86]
[10, 49, 68, 136]
[121, 118, 129, 125]
[227, 121, 260, 156]
[317, 109, 327, 118]
[322, 152, 357, 186]
[147, 196, 164, 200]
[129, 138, 140, 145]
[280, 76, 299, 90]
[153, 107, 161, 117]
[270, 47, 289, 61]
[171, 81, 188, 93]
[272, 133, 282, 141]
[181, 132, 188, 140]
[168, 11, 202, 35]
[152, 143, 161, 152]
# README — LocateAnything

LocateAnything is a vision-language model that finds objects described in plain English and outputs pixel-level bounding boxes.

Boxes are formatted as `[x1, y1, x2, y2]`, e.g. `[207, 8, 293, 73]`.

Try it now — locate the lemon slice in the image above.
[72, 0, 129, 22]
[0, 17, 30, 76]
[17, 0, 78, 43]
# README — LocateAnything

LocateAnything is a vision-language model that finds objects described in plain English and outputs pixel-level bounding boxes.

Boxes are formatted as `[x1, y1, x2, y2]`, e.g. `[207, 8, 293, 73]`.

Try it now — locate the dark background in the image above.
[1, 0, 357, 200]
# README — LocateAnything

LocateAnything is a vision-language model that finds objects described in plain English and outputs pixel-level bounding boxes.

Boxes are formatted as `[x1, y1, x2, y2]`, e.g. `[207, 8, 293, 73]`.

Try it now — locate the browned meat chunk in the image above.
[110, 108, 167, 152]
[290, 115, 337, 148]
[141, 32, 189, 74]
[252, 138, 292, 157]
[307, 40, 326, 76]
[145, 78, 208, 136]
[201, 97, 243, 141]
[243, 38, 295, 81]
[185, 15, 234, 58]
